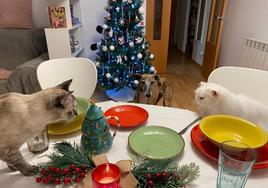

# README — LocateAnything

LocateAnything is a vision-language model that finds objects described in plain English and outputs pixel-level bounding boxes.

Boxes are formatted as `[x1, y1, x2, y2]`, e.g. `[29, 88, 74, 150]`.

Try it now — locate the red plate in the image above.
[191, 124, 268, 169]
[104, 105, 149, 128]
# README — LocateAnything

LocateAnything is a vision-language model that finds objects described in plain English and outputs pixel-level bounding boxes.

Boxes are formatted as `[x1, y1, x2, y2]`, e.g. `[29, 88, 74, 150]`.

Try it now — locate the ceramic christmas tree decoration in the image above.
[81, 102, 120, 154]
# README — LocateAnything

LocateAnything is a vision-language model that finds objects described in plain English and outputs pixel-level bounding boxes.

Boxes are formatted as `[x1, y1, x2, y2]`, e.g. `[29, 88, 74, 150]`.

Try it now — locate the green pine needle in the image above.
[38, 142, 95, 170]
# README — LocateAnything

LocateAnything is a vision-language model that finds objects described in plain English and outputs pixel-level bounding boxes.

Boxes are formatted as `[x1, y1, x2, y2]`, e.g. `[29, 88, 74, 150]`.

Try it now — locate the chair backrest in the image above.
[37, 58, 97, 99]
[208, 66, 268, 107]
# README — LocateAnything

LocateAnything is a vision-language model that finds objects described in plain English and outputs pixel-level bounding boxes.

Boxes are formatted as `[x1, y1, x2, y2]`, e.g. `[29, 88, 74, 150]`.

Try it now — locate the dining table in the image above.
[0, 100, 267, 188]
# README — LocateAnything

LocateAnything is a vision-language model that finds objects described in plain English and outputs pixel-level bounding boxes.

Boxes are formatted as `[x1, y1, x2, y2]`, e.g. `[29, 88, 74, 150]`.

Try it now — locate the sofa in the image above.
[0, 28, 48, 94]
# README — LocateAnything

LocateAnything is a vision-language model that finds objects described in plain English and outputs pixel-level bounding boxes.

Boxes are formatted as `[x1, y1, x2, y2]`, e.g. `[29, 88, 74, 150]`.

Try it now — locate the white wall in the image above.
[218, 0, 268, 67]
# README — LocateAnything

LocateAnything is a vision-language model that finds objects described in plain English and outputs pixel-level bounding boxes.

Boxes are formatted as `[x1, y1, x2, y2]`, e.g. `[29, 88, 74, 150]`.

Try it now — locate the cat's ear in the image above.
[130, 74, 142, 80]
[200, 81, 206, 86]
[51, 92, 73, 108]
[56, 79, 73, 91]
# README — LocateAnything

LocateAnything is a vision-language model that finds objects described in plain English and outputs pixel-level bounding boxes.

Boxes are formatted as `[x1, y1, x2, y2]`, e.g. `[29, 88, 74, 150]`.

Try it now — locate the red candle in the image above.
[92, 163, 120, 188]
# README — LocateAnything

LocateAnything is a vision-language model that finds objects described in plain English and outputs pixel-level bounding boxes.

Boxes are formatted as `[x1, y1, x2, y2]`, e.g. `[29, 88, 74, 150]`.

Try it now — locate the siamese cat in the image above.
[0, 79, 77, 175]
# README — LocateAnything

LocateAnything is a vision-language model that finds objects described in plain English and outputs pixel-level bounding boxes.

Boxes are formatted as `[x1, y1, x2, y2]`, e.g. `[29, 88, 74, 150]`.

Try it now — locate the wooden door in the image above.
[146, 0, 172, 73]
[201, 0, 228, 79]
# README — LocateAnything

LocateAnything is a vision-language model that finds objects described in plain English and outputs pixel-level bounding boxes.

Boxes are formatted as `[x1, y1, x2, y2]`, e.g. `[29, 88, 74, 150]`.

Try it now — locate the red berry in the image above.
[62, 168, 70, 174]
[54, 168, 60, 173]
[170, 172, 175, 177]
[146, 173, 152, 179]
[75, 177, 81, 183]
[54, 178, 60, 185]
[156, 172, 161, 177]
[36, 177, 42, 183]
[63, 177, 71, 184]
[42, 178, 49, 184]
[49, 166, 54, 172]
[75, 167, 81, 173]
[40, 169, 47, 175]
[148, 180, 153, 187]
[80, 172, 86, 178]
[162, 172, 167, 177]
[70, 164, 76, 169]
[47, 174, 52, 179]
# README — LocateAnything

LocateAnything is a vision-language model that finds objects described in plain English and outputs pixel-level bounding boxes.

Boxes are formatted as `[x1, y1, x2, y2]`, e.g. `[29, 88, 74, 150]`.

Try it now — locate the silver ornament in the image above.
[129, 41, 134, 47]
[116, 7, 120, 12]
[139, 7, 145, 14]
[102, 46, 108, 52]
[137, 53, 143, 59]
[109, 45, 115, 51]
[95, 62, 100, 67]
[106, 73, 111, 78]
[134, 80, 139, 85]
[149, 66, 155, 72]
[103, 24, 108, 29]
[149, 54, 155, 59]
[114, 77, 119, 83]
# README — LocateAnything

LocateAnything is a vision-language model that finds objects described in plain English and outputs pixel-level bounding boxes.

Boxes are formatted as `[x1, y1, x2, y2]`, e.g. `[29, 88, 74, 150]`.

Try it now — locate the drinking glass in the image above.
[26, 127, 49, 154]
[217, 140, 257, 188]
[92, 163, 120, 188]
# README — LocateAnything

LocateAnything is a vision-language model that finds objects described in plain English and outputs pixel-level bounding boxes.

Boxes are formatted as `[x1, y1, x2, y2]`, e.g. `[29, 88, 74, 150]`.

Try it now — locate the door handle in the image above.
[215, 16, 223, 20]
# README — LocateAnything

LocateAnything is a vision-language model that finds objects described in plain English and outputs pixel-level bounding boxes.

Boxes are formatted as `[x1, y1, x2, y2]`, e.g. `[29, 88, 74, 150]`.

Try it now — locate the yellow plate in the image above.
[200, 115, 268, 149]
[48, 97, 90, 135]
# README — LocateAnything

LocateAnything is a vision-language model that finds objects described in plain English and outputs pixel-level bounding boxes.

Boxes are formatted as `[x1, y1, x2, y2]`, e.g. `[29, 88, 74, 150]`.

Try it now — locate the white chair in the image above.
[37, 58, 97, 99]
[207, 66, 268, 107]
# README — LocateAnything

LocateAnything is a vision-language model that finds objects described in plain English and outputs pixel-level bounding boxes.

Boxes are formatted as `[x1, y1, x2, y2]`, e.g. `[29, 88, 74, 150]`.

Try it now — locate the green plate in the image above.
[128, 126, 185, 160]
[48, 97, 90, 135]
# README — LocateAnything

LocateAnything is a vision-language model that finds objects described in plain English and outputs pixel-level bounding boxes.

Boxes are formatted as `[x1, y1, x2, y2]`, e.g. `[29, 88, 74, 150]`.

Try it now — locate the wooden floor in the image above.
[92, 46, 205, 112]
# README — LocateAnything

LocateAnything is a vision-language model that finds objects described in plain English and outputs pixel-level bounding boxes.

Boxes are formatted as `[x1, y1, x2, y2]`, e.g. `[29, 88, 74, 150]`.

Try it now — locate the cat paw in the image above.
[20, 165, 39, 176]
[7, 163, 17, 171]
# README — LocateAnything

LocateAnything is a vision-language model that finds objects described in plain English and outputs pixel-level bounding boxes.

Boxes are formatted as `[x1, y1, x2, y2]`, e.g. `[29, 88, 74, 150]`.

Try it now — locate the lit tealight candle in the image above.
[92, 163, 120, 188]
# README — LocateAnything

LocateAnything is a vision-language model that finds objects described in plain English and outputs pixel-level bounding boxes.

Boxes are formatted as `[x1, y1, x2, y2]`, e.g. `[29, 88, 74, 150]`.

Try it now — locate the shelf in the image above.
[70, 23, 82, 30]
[72, 47, 84, 57]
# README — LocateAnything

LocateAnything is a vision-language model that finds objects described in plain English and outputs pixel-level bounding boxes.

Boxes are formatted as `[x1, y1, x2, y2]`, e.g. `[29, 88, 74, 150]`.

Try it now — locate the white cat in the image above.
[195, 81, 268, 133]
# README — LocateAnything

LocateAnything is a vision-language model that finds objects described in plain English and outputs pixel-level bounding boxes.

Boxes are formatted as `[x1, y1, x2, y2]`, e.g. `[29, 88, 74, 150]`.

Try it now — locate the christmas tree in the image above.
[91, 0, 155, 91]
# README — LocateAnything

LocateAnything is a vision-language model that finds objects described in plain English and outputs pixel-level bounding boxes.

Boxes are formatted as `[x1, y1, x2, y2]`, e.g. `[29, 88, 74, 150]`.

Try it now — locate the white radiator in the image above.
[240, 38, 268, 70]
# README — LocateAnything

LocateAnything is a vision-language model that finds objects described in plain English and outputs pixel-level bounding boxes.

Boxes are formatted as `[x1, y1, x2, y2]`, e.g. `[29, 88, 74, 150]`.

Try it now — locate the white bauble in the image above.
[139, 7, 145, 14]
[106, 73, 111, 78]
[137, 53, 143, 59]
[102, 46, 108, 52]
[114, 77, 119, 83]
[149, 53, 155, 59]
[149, 66, 156, 72]
[134, 80, 139, 85]
[103, 24, 109, 29]
[109, 45, 115, 51]
[129, 41, 134, 47]
[95, 62, 100, 67]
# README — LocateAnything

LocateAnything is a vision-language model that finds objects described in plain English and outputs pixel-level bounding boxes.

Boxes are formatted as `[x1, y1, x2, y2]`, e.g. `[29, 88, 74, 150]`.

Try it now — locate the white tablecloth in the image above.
[0, 101, 267, 188]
